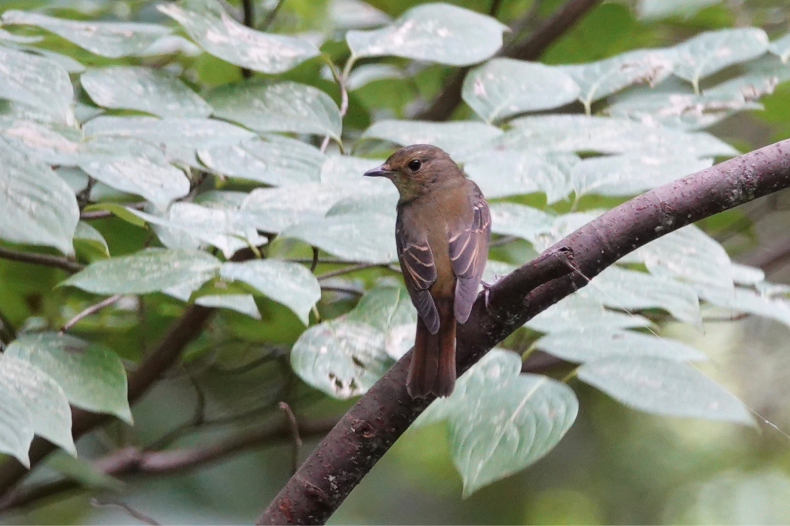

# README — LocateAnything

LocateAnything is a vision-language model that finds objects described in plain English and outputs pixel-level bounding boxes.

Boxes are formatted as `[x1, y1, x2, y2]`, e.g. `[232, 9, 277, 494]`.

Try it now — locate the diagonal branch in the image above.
[257, 139, 790, 525]
[415, 0, 602, 121]
[0, 246, 84, 274]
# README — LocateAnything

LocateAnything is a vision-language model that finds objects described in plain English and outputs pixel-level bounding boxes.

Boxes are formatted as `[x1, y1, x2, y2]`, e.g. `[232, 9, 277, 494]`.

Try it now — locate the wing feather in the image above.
[450, 183, 491, 323]
[396, 213, 440, 334]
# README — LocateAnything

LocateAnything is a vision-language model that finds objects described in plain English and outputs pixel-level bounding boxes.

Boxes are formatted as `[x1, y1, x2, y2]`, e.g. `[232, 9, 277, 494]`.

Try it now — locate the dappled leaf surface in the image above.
[536, 329, 706, 362]
[0, 46, 73, 123]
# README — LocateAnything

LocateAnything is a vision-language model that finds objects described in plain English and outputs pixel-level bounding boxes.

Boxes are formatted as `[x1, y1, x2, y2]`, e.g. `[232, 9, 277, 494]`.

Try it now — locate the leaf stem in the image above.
[59, 294, 123, 333]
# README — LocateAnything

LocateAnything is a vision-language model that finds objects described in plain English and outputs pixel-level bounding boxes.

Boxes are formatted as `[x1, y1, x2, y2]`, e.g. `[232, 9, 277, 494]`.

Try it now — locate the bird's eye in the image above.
[408, 159, 422, 171]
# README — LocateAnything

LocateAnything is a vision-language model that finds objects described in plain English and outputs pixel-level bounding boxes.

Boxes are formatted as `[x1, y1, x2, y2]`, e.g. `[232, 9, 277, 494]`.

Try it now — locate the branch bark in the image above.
[0, 246, 84, 274]
[415, 0, 602, 121]
[257, 139, 790, 524]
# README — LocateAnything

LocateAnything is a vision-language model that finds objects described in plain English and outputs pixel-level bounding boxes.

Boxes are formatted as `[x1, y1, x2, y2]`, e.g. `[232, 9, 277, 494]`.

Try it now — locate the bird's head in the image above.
[364, 144, 461, 203]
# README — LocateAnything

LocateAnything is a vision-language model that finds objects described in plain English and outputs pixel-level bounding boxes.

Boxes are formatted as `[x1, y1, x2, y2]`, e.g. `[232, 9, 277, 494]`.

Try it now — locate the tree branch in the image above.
[257, 139, 790, 525]
[0, 246, 84, 274]
[0, 417, 338, 512]
[240, 0, 255, 78]
[415, 0, 602, 121]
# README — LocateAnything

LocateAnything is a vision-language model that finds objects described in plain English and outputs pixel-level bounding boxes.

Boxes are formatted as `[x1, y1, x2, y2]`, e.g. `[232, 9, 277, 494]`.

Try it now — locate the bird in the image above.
[364, 144, 491, 398]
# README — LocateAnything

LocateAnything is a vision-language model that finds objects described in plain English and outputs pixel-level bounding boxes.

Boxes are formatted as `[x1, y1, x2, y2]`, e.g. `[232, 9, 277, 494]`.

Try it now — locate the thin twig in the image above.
[279, 402, 302, 476]
[489, 0, 504, 17]
[59, 295, 122, 333]
[321, 285, 364, 296]
[90, 498, 161, 526]
[310, 247, 320, 272]
[0, 246, 84, 274]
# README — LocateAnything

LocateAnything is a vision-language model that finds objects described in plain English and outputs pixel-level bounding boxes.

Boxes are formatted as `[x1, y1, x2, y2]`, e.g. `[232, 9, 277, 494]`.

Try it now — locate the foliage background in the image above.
[2, 0, 790, 524]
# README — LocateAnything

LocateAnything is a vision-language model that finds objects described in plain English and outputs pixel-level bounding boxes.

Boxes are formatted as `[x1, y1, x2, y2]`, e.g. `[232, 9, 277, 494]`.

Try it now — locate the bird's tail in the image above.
[407, 301, 456, 398]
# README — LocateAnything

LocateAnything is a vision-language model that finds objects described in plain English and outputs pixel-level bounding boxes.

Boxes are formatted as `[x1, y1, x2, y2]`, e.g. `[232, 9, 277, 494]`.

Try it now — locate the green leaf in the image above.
[559, 49, 674, 111]
[498, 115, 738, 157]
[0, 45, 74, 123]
[536, 329, 706, 362]
[0, 27, 42, 44]
[219, 260, 321, 325]
[6, 333, 132, 423]
[194, 294, 261, 319]
[417, 350, 577, 496]
[208, 81, 341, 139]
[361, 119, 503, 159]
[79, 156, 190, 213]
[578, 356, 754, 425]
[0, 379, 34, 467]
[0, 118, 84, 166]
[587, 266, 702, 326]
[488, 202, 554, 242]
[672, 28, 769, 90]
[465, 151, 577, 204]
[81, 203, 147, 227]
[628, 225, 733, 292]
[329, 0, 390, 29]
[320, 155, 385, 185]
[570, 154, 712, 197]
[282, 212, 397, 264]
[291, 283, 413, 398]
[199, 135, 323, 186]
[81, 66, 213, 118]
[637, 0, 721, 20]
[0, 354, 75, 456]
[769, 33, 790, 63]
[47, 453, 124, 491]
[74, 221, 110, 257]
[1, 10, 170, 58]
[527, 292, 651, 333]
[347, 63, 403, 91]
[158, 0, 319, 74]
[62, 248, 222, 295]
[699, 286, 790, 329]
[346, 3, 507, 66]
[83, 115, 255, 167]
[0, 145, 79, 255]
[462, 59, 580, 123]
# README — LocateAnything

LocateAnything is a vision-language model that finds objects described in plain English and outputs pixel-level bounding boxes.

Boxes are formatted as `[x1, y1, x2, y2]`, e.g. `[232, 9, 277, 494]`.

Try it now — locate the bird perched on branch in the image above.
[364, 145, 491, 398]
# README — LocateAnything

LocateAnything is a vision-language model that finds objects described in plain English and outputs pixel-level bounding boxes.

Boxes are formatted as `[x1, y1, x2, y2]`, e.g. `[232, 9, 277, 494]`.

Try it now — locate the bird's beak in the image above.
[364, 164, 394, 178]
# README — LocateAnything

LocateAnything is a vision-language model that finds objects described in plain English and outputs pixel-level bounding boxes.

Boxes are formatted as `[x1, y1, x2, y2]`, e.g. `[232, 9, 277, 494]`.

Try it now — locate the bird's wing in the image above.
[396, 213, 440, 334]
[449, 182, 491, 323]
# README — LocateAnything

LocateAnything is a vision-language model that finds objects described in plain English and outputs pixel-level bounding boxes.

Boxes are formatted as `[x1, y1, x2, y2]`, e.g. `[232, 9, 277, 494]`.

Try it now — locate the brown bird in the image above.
[364, 144, 491, 397]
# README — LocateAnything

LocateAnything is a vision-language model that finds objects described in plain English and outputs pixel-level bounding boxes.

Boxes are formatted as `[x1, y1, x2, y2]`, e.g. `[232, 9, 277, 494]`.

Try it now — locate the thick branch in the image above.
[0, 417, 338, 512]
[258, 139, 790, 525]
[415, 0, 602, 121]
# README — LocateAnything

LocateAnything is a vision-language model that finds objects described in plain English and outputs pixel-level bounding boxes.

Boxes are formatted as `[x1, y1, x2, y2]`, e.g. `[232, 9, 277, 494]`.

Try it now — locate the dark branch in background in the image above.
[415, 0, 602, 121]
[240, 0, 255, 78]
[89, 498, 160, 526]
[257, 139, 790, 525]
[0, 417, 338, 513]
[0, 246, 84, 274]
[489, 0, 504, 17]
[279, 402, 302, 476]
[261, 0, 286, 30]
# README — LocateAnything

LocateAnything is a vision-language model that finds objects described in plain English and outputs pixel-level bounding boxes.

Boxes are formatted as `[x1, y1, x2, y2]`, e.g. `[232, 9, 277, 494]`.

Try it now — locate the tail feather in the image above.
[407, 302, 456, 398]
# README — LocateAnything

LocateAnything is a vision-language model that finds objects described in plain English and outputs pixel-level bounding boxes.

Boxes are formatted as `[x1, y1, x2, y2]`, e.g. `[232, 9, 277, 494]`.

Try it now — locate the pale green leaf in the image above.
[347, 2, 507, 66]
[463, 59, 580, 123]
[361, 119, 502, 159]
[699, 286, 790, 329]
[498, 115, 738, 157]
[0, 45, 73, 123]
[578, 356, 754, 425]
[74, 221, 109, 257]
[158, 0, 319, 74]
[637, 0, 722, 20]
[199, 135, 323, 186]
[320, 155, 385, 185]
[769, 33, 790, 63]
[559, 49, 674, 110]
[464, 151, 577, 204]
[536, 329, 706, 362]
[0, 380, 33, 467]
[488, 202, 554, 243]
[81, 66, 212, 118]
[282, 212, 397, 264]
[672, 28, 769, 89]
[83, 115, 255, 167]
[195, 294, 261, 319]
[79, 156, 189, 213]
[1, 10, 170, 58]
[62, 248, 221, 295]
[527, 292, 651, 333]
[208, 80, 341, 139]
[0, 28, 42, 44]
[570, 154, 712, 197]
[220, 259, 321, 324]
[0, 355, 75, 455]
[0, 145, 79, 255]
[330, 0, 390, 29]
[347, 63, 403, 91]
[6, 333, 132, 423]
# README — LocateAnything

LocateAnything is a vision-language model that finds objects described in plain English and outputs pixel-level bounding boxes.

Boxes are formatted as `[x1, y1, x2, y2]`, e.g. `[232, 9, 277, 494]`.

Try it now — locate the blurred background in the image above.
[3, 0, 790, 524]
